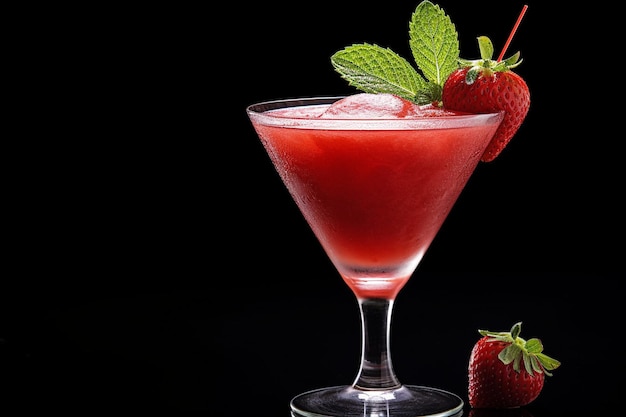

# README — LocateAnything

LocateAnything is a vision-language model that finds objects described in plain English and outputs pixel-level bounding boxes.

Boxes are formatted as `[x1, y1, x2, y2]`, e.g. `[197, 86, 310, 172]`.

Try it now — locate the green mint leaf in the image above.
[331, 43, 427, 102]
[415, 83, 442, 105]
[331, 1, 460, 104]
[408, 0, 459, 86]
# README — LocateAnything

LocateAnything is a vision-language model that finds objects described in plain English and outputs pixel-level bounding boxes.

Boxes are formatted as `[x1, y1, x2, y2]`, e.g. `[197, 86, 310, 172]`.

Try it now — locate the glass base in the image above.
[290, 384, 463, 417]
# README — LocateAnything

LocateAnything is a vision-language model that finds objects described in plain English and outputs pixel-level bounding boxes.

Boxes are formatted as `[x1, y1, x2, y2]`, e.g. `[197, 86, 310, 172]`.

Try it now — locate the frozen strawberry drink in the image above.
[249, 94, 503, 299]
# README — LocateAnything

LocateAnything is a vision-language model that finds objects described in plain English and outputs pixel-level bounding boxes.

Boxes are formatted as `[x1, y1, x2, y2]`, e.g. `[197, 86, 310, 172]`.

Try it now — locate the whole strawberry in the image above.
[442, 36, 530, 162]
[468, 322, 561, 409]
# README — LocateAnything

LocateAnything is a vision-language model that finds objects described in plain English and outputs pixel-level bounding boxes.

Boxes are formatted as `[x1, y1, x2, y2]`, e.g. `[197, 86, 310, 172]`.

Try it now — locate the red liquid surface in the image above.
[251, 103, 501, 299]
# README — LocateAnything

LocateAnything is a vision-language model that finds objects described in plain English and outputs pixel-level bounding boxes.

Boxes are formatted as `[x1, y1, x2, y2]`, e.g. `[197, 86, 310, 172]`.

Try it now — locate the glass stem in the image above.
[353, 297, 401, 390]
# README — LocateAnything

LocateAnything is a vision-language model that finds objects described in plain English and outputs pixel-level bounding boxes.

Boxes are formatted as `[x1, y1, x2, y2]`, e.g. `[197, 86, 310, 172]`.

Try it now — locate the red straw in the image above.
[497, 5, 528, 62]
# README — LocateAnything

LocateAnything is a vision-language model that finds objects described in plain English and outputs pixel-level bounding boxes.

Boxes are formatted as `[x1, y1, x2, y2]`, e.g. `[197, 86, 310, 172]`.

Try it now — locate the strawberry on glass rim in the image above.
[442, 5, 530, 162]
[331, 1, 530, 163]
[442, 39, 530, 162]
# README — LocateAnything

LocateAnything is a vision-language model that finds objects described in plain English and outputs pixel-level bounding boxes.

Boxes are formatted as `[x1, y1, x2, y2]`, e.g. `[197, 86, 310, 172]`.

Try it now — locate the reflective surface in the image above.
[0, 275, 621, 415]
[291, 385, 463, 417]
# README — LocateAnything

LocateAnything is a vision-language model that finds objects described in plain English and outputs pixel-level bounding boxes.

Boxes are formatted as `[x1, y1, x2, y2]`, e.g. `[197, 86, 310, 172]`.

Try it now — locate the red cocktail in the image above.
[247, 95, 503, 417]
[250, 96, 502, 300]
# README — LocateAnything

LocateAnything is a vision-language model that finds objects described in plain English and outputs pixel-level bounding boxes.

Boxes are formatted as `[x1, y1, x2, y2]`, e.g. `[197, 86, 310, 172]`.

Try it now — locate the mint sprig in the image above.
[408, 1, 459, 88]
[331, 44, 427, 100]
[331, 0, 459, 105]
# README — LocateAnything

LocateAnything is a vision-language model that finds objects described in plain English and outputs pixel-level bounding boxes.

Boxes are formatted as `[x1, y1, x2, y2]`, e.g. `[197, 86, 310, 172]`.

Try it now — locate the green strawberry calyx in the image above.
[458, 35, 523, 85]
[479, 322, 561, 377]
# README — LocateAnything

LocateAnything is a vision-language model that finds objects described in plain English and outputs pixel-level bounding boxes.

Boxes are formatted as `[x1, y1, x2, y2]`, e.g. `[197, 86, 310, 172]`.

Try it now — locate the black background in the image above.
[3, 1, 622, 415]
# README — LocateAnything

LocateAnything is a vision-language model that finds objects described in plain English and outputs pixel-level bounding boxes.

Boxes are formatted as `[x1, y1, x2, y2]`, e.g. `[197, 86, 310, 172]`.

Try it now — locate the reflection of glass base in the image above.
[291, 385, 463, 417]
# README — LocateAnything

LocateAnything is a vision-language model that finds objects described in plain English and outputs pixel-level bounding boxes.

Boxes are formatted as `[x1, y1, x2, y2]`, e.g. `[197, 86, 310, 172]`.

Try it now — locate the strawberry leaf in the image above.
[537, 352, 562, 374]
[524, 352, 539, 374]
[530, 355, 543, 373]
[498, 343, 521, 365]
[525, 338, 544, 354]
[483, 322, 561, 377]
[510, 322, 522, 339]
[476, 36, 494, 60]
[513, 351, 522, 373]
[503, 51, 522, 67]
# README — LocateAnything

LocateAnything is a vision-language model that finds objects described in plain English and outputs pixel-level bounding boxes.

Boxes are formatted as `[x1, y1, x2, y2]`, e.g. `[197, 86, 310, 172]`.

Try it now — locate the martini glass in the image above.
[247, 96, 503, 417]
